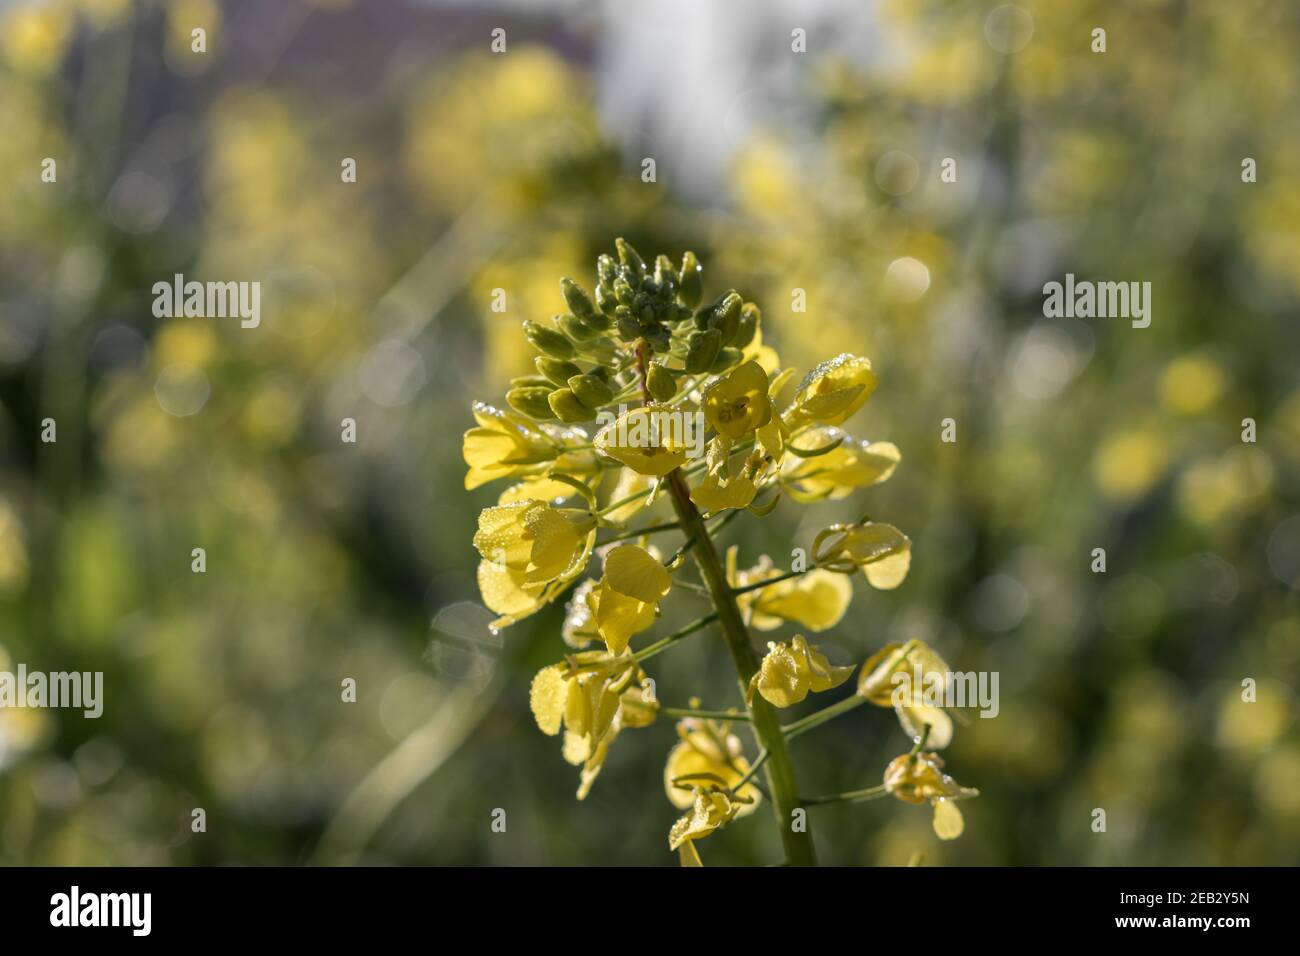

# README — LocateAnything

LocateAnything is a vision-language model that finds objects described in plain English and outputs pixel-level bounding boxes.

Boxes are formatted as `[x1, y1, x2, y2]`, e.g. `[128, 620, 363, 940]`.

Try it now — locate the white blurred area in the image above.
[413, 0, 885, 198]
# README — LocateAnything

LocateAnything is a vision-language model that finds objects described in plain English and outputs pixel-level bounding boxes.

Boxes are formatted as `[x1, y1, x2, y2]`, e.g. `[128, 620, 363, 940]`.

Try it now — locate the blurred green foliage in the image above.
[0, 0, 1297, 865]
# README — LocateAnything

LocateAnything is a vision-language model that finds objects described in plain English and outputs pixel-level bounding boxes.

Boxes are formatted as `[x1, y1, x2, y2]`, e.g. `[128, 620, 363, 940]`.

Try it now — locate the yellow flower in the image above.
[669, 789, 743, 851]
[593, 405, 690, 477]
[813, 521, 911, 590]
[462, 401, 582, 490]
[530, 652, 658, 799]
[858, 640, 955, 748]
[703, 360, 773, 440]
[883, 751, 979, 840]
[594, 544, 672, 654]
[496, 476, 582, 506]
[785, 354, 877, 426]
[781, 427, 900, 502]
[732, 554, 853, 633]
[747, 635, 854, 708]
[689, 469, 758, 513]
[473, 500, 595, 628]
[664, 715, 763, 813]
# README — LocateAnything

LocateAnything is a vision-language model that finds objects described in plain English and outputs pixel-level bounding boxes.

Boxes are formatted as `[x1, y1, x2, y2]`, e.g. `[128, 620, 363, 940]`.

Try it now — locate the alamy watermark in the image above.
[891, 664, 1000, 719]
[1042, 273, 1150, 329]
[0, 664, 103, 718]
[152, 273, 261, 328]
[596, 404, 707, 460]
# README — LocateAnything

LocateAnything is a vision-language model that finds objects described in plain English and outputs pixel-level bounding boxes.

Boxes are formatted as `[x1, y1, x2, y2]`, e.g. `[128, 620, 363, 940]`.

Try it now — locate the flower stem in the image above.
[729, 567, 807, 597]
[801, 784, 889, 806]
[781, 694, 866, 741]
[660, 706, 751, 722]
[663, 467, 818, 866]
[633, 612, 718, 665]
[600, 520, 681, 543]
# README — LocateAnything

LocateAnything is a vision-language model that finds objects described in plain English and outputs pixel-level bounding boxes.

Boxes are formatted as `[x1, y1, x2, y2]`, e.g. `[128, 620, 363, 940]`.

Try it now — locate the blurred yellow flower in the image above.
[1158, 355, 1227, 416]
[1092, 425, 1169, 503]
[747, 635, 853, 708]
[1175, 448, 1274, 527]
[2, 1, 73, 76]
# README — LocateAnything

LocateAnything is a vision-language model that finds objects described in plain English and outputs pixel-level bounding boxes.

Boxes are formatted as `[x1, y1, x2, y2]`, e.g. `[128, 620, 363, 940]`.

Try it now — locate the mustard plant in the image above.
[462, 240, 977, 865]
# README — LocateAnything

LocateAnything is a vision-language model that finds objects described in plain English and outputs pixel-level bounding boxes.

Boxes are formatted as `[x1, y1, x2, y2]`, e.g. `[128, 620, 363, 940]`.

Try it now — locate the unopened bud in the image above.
[522, 320, 575, 359]
[507, 386, 558, 420]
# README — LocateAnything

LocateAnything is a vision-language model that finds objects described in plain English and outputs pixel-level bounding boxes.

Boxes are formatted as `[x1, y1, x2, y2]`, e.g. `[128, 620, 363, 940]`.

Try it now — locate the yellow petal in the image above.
[678, 839, 704, 867]
[529, 665, 568, 735]
[865, 540, 911, 590]
[897, 703, 954, 749]
[931, 798, 964, 840]
[594, 583, 656, 655]
[603, 544, 672, 602]
[752, 569, 852, 632]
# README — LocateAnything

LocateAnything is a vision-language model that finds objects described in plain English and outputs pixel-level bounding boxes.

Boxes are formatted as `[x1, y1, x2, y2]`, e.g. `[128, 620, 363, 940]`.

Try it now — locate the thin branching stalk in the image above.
[663, 467, 818, 866]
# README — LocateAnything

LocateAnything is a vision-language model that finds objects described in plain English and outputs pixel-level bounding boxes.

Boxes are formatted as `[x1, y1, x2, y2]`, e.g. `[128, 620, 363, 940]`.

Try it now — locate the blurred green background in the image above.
[1, 0, 1298, 866]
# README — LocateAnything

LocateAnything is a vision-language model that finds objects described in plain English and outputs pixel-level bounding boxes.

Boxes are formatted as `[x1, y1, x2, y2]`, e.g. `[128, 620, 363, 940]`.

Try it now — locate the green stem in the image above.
[632, 612, 718, 665]
[728, 748, 769, 794]
[661, 706, 751, 722]
[663, 468, 818, 866]
[600, 520, 681, 543]
[782, 694, 866, 741]
[730, 567, 806, 597]
[802, 784, 889, 806]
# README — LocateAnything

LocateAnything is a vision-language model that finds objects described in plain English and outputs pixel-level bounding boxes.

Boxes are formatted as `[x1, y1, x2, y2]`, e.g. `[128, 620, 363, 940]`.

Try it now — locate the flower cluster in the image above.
[462, 241, 977, 863]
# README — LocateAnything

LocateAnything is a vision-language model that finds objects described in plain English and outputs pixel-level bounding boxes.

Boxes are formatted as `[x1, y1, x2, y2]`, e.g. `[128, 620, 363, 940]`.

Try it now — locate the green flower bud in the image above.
[558, 313, 599, 341]
[646, 362, 678, 403]
[507, 386, 559, 420]
[694, 290, 734, 329]
[645, 325, 672, 354]
[596, 254, 617, 285]
[548, 387, 594, 423]
[509, 374, 553, 389]
[594, 283, 619, 318]
[709, 347, 743, 372]
[614, 278, 635, 306]
[654, 255, 677, 290]
[560, 278, 595, 318]
[615, 309, 642, 342]
[685, 328, 722, 373]
[734, 302, 760, 350]
[678, 251, 703, 308]
[567, 373, 614, 408]
[615, 237, 646, 276]
[535, 356, 583, 387]
[522, 319, 575, 359]
[709, 292, 743, 344]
